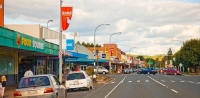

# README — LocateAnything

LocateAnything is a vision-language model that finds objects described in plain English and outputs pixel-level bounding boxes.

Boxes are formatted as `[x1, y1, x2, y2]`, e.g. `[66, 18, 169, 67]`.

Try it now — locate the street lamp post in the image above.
[47, 20, 53, 29]
[109, 32, 121, 73]
[172, 39, 184, 44]
[59, 0, 62, 83]
[93, 23, 110, 68]
[109, 32, 121, 43]
[129, 47, 136, 69]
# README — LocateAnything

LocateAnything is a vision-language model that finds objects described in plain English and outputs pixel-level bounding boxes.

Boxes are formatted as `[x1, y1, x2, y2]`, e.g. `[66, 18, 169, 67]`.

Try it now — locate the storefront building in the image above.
[0, 27, 59, 85]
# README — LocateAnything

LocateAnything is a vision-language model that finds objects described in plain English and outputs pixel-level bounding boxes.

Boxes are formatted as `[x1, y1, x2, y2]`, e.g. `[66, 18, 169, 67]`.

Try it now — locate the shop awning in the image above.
[65, 58, 109, 62]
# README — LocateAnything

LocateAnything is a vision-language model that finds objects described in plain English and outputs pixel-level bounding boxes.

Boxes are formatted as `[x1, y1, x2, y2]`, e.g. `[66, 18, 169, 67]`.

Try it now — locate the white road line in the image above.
[180, 81, 185, 82]
[188, 81, 195, 83]
[171, 89, 178, 93]
[146, 80, 149, 82]
[148, 76, 166, 87]
[104, 75, 127, 98]
[197, 82, 200, 84]
[171, 80, 175, 82]
[161, 80, 166, 82]
[128, 81, 132, 83]
[137, 80, 140, 82]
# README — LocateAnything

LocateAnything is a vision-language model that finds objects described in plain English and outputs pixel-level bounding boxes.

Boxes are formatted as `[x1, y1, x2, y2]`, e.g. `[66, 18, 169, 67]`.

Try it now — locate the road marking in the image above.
[197, 82, 200, 84]
[161, 80, 166, 82]
[171, 80, 175, 82]
[146, 80, 149, 82]
[104, 75, 127, 98]
[188, 81, 195, 83]
[171, 89, 178, 93]
[128, 81, 132, 83]
[180, 81, 185, 82]
[148, 76, 166, 87]
[137, 80, 140, 82]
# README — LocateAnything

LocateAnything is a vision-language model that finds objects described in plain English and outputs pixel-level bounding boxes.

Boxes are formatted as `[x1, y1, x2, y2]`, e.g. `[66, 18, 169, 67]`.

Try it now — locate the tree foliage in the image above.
[136, 56, 145, 61]
[173, 39, 200, 73]
[78, 41, 101, 47]
[145, 58, 156, 67]
[76, 41, 81, 45]
[81, 41, 86, 46]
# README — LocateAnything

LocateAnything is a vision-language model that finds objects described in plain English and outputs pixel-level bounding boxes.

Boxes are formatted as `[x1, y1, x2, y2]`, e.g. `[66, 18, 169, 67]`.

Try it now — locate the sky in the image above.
[4, 0, 200, 56]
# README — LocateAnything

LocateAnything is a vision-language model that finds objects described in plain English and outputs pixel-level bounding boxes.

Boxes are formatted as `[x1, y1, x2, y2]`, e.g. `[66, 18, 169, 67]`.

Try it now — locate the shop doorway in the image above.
[18, 56, 33, 80]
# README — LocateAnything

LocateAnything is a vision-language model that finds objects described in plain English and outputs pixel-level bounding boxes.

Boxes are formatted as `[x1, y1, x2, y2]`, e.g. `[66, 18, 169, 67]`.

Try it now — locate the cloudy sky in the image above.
[4, 0, 200, 55]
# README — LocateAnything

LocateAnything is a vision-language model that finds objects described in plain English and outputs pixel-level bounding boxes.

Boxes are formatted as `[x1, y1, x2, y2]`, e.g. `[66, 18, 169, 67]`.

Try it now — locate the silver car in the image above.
[14, 74, 67, 98]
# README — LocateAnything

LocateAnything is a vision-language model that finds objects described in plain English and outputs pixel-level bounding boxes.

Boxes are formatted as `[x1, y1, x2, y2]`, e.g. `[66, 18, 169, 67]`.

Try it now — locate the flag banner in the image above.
[0, 0, 4, 27]
[110, 48, 114, 56]
[61, 6, 73, 31]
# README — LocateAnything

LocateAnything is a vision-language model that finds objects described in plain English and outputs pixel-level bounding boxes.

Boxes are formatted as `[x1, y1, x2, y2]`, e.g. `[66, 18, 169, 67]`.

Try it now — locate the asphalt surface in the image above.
[67, 73, 200, 98]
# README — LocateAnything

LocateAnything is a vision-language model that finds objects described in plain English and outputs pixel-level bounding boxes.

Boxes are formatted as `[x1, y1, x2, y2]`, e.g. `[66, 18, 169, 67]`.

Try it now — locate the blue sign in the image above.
[66, 39, 74, 50]
[102, 54, 106, 58]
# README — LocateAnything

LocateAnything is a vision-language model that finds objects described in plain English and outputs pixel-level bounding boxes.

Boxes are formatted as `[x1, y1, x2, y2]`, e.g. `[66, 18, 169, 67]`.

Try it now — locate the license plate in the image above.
[73, 81, 79, 85]
[28, 91, 37, 94]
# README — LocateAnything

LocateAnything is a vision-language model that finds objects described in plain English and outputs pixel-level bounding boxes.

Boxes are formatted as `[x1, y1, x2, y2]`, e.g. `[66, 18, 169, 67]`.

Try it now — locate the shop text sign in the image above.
[16, 33, 45, 52]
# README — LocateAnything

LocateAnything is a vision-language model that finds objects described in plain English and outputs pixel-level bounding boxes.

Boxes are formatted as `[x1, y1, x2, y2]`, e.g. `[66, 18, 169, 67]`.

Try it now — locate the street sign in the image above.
[148, 60, 153, 65]
[102, 54, 106, 58]
[179, 63, 183, 67]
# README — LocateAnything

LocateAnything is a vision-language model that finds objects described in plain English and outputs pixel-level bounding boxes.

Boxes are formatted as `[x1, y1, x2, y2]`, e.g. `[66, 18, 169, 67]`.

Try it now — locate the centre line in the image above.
[104, 75, 127, 98]
[171, 89, 178, 93]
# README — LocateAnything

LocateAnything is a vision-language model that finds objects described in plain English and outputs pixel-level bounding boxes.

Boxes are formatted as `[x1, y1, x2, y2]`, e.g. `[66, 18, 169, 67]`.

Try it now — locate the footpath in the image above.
[4, 84, 17, 98]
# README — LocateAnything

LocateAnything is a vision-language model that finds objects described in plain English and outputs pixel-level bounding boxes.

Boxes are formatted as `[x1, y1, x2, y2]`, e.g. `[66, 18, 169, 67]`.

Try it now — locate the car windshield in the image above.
[67, 73, 85, 80]
[18, 76, 50, 89]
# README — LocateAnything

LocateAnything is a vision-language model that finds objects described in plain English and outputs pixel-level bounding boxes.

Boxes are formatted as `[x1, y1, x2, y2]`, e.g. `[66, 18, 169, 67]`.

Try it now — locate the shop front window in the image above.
[36, 59, 46, 75]
[0, 51, 15, 75]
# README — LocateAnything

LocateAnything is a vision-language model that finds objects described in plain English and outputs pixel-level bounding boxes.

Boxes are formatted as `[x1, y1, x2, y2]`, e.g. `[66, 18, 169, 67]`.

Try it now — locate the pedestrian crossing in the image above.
[110, 80, 200, 84]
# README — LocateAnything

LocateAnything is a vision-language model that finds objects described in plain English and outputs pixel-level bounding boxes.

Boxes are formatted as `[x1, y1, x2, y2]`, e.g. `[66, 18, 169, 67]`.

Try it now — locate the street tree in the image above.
[136, 56, 145, 61]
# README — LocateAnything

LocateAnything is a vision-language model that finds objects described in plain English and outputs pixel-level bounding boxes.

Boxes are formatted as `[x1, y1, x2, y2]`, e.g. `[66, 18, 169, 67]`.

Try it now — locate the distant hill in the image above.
[130, 54, 165, 61]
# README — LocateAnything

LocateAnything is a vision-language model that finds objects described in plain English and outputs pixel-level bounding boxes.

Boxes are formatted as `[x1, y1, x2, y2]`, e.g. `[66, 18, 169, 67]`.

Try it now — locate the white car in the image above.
[14, 74, 67, 98]
[65, 71, 93, 91]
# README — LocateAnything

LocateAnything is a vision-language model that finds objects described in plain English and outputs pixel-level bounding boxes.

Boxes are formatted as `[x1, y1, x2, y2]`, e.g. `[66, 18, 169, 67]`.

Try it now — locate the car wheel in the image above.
[103, 71, 106, 75]
[90, 86, 94, 89]
[56, 94, 59, 98]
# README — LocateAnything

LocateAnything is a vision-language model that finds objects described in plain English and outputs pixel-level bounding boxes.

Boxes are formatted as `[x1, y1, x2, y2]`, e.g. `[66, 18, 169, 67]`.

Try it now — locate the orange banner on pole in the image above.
[61, 7, 73, 31]
[0, 0, 4, 27]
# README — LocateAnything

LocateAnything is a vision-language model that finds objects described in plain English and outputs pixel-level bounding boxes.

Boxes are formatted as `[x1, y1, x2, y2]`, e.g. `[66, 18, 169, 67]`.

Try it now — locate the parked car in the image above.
[137, 67, 157, 75]
[164, 68, 181, 75]
[14, 74, 67, 98]
[65, 71, 93, 91]
[123, 68, 130, 74]
[87, 66, 109, 74]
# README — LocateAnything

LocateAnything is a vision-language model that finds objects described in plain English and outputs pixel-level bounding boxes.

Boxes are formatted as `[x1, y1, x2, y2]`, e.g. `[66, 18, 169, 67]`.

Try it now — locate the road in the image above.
[67, 73, 200, 98]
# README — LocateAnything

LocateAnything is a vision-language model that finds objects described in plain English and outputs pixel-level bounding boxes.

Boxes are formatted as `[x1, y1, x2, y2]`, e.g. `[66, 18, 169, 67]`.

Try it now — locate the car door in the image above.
[83, 72, 92, 87]
[50, 76, 66, 97]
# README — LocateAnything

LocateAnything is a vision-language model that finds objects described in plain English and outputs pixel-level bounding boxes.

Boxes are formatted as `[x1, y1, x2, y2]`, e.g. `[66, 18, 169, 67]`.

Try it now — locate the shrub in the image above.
[85, 67, 94, 76]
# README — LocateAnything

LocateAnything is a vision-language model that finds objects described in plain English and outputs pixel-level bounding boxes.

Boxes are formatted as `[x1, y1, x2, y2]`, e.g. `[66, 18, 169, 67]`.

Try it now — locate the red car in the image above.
[164, 68, 181, 75]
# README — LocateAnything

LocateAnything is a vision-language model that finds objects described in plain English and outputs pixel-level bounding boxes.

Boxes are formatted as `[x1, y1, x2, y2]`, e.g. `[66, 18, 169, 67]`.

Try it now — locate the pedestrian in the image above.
[0, 81, 2, 98]
[24, 68, 34, 77]
[1, 75, 6, 98]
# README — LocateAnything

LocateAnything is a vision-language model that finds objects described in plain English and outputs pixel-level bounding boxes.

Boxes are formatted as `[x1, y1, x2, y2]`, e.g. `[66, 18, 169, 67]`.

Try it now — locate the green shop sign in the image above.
[14, 32, 45, 53]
